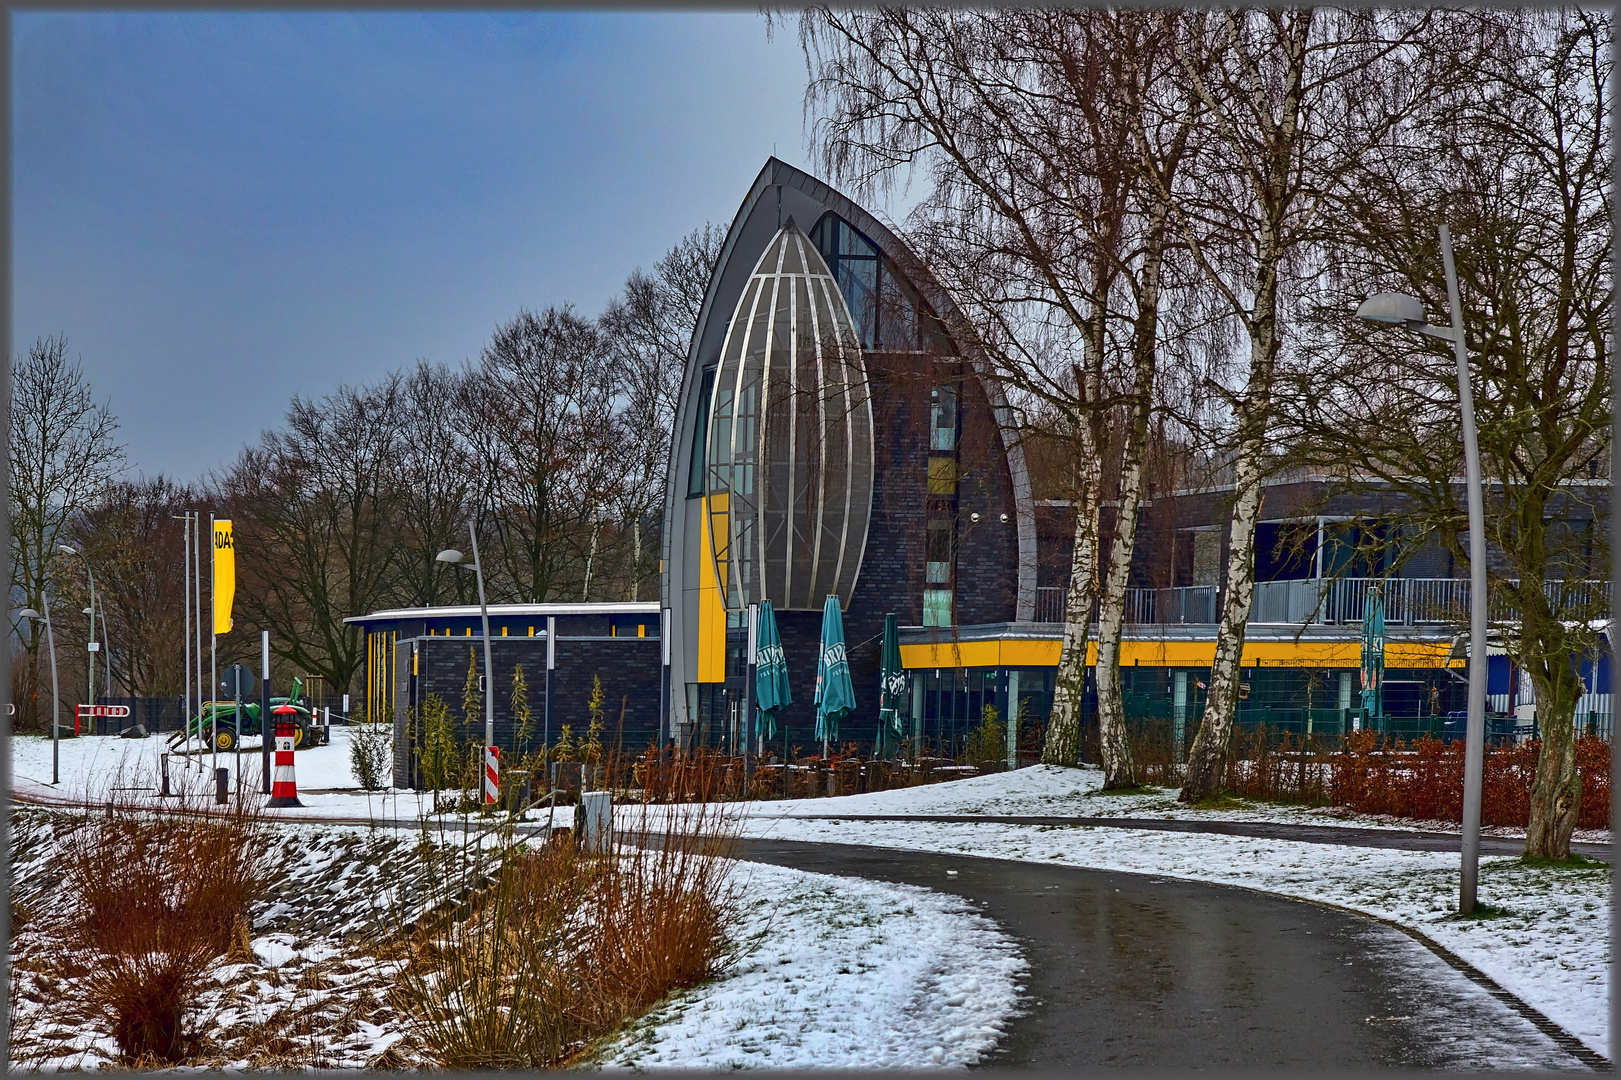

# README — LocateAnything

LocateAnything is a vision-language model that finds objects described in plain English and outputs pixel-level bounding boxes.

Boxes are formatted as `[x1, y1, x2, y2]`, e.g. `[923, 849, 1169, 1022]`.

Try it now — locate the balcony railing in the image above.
[1029, 577, 1607, 626]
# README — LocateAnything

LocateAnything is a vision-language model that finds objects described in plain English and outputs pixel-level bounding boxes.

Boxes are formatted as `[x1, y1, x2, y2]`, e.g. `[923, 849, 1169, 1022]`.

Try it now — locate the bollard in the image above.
[160, 752, 171, 798]
[215, 766, 229, 805]
[267, 711, 304, 807]
[578, 790, 613, 854]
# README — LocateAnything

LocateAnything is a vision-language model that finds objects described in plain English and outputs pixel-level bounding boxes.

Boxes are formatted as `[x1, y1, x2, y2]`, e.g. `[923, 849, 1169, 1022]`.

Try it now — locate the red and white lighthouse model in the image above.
[267, 704, 304, 808]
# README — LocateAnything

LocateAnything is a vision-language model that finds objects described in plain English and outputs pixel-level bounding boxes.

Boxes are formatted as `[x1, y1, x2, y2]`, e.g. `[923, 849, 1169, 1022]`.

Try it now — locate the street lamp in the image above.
[57, 544, 98, 711]
[1357, 223, 1489, 914]
[437, 523, 495, 748]
[19, 602, 62, 785]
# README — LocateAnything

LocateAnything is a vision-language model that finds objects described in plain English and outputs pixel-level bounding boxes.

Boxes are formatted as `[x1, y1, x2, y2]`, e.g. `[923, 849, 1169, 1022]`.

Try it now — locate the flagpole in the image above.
[194, 512, 204, 771]
[181, 512, 192, 766]
[210, 511, 218, 778]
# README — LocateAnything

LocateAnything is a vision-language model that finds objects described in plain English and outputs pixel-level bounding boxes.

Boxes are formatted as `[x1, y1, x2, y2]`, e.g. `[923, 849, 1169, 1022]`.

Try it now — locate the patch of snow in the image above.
[734, 814, 1610, 1061]
[599, 860, 1026, 1070]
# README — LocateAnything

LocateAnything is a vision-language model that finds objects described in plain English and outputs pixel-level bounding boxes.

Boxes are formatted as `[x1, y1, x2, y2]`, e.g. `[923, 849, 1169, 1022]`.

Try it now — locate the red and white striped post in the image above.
[267, 704, 304, 808]
[484, 745, 500, 805]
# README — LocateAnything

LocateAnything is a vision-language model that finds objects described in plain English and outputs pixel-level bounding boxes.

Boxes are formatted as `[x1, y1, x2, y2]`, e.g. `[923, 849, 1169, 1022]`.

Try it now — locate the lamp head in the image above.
[435, 549, 465, 565]
[56, 544, 79, 556]
[83, 607, 94, 615]
[18, 608, 42, 622]
[1356, 292, 1427, 326]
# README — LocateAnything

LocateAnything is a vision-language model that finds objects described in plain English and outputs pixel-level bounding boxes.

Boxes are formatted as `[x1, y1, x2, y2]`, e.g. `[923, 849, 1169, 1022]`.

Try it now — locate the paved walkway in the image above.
[733, 838, 1604, 1070]
[782, 813, 1612, 860]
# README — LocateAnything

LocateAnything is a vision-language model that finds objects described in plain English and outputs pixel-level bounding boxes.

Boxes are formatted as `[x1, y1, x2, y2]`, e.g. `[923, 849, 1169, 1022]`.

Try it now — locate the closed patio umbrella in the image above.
[815, 595, 855, 757]
[1360, 585, 1385, 731]
[877, 612, 906, 759]
[754, 600, 791, 742]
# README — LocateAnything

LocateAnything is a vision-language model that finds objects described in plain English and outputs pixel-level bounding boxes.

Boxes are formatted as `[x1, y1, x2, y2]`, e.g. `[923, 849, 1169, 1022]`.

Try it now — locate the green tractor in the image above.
[170, 677, 324, 753]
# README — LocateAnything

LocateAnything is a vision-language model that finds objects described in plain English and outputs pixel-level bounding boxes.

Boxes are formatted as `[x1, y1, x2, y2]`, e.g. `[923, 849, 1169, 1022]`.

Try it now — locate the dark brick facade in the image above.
[389, 628, 661, 789]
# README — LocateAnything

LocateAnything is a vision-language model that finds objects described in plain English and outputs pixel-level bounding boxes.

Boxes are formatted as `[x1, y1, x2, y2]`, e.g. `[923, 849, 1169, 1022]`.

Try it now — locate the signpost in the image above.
[221, 664, 255, 786]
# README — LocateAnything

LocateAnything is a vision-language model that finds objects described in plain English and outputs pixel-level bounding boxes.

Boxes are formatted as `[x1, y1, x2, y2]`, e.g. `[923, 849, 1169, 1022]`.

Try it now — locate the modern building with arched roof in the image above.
[660, 157, 1039, 752]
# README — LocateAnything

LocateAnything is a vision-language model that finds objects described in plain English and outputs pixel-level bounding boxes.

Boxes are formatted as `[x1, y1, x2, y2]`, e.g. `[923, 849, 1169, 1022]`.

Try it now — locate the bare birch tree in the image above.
[8, 336, 124, 728]
[1170, 10, 1440, 800]
[799, 8, 1199, 783]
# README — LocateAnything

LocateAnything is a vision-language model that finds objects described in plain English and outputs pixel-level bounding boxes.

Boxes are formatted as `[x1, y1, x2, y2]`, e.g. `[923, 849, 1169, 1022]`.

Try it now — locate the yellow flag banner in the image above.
[213, 520, 235, 634]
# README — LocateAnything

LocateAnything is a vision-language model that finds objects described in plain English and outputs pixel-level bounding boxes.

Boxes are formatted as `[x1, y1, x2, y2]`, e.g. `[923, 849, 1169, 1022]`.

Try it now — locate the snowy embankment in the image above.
[599, 860, 1025, 1070]
[8, 805, 1024, 1071]
[726, 767, 1611, 1061]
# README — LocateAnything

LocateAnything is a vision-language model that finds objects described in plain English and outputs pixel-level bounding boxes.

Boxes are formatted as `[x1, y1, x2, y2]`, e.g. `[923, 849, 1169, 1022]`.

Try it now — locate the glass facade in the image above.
[703, 221, 875, 611]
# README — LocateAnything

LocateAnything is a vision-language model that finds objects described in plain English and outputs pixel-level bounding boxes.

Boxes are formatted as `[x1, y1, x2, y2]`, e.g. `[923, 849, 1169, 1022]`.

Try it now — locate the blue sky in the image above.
[12, 12, 868, 482]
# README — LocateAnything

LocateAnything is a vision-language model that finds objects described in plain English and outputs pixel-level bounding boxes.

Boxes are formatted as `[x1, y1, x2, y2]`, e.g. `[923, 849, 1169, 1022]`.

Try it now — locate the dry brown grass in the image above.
[56, 775, 270, 1063]
[390, 795, 736, 1068]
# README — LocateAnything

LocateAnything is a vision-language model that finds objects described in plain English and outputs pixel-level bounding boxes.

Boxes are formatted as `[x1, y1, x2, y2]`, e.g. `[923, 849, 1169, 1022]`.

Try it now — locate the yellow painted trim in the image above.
[696, 496, 727, 683]
[901, 636, 1459, 670]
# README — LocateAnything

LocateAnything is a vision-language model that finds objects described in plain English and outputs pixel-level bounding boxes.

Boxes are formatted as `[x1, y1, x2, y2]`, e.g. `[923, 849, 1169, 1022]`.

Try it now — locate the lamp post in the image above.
[19, 602, 61, 784]
[57, 544, 96, 713]
[437, 521, 495, 747]
[1356, 223, 1489, 914]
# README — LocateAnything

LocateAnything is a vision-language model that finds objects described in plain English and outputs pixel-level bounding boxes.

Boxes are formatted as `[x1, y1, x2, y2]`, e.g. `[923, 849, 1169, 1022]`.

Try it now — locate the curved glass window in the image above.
[810, 212, 932, 352]
[705, 221, 875, 611]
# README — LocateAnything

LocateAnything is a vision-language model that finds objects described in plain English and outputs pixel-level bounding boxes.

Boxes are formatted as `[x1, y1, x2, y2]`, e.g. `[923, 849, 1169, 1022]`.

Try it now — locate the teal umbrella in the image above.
[877, 612, 906, 759]
[815, 595, 855, 755]
[754, 600, 791, 742]
[1360, 585, 1385, 730]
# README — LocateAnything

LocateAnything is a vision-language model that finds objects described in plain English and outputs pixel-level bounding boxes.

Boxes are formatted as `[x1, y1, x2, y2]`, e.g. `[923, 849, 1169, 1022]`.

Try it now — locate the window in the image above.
[687, 367, 716, 497]
[810, 214, 881, 348]
[930, 385, 958, 451]
[923, 589, 953, 627]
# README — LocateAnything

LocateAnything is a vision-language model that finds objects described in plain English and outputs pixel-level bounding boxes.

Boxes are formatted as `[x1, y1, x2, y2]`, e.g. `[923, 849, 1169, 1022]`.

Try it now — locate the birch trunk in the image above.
[1178, 443, 1263, 799]
[1092, 204, 1171, 790]
[1041, 448, 1100, 767]
[1181, 250, 1279, 801]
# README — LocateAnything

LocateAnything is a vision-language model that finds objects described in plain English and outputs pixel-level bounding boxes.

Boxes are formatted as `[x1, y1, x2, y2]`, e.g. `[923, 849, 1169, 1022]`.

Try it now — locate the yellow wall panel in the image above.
[902, 635, 1458, 670]
[695, 496, 727, 683]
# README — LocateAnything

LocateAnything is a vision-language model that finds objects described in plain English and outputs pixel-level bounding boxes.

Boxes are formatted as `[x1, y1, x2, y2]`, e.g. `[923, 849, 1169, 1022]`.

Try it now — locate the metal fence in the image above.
[1033, 577, 1608, 626]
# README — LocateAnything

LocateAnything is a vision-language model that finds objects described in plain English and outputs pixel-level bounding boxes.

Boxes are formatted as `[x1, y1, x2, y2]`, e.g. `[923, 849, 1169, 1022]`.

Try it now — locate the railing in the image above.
[1031, 577, 1607, 626]
[1035, 587, 1065, 623]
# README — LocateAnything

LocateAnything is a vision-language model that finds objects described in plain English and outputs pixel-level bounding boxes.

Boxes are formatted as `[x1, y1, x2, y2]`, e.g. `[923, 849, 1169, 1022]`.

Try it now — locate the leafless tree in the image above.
[67, 476, 195, 699]
[1169, 10, 1443, 801]
[601, 223, 726, 600]
[217, 377, 405, 696]
[462, 306, 627, 603]
[1287, 9, 1609, 856]
[8, 336, 124, 728]
[798, 9, 1201, 784]
[394, 360, 475, 608]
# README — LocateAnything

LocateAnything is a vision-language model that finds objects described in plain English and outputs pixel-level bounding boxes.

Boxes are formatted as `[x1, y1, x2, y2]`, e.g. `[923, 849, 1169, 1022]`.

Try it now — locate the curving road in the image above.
[732, 838, 1600, 1071]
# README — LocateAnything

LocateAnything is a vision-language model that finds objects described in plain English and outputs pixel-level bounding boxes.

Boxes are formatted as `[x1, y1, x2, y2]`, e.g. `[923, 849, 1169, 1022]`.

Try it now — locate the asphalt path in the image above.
[786, 813, 1613, 861]
[732, 837, 1603, 1071]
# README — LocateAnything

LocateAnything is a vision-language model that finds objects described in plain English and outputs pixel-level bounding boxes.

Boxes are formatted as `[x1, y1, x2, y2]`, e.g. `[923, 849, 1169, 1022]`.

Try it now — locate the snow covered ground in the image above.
[730, 797, 1611, 1060]
[742, 761, 1612, 843]
[597, 860, 1025, 1070]
[8, 807, 1024, 1071]
[9, 729, 444, 825]
[10, 737, 1610, 1063]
